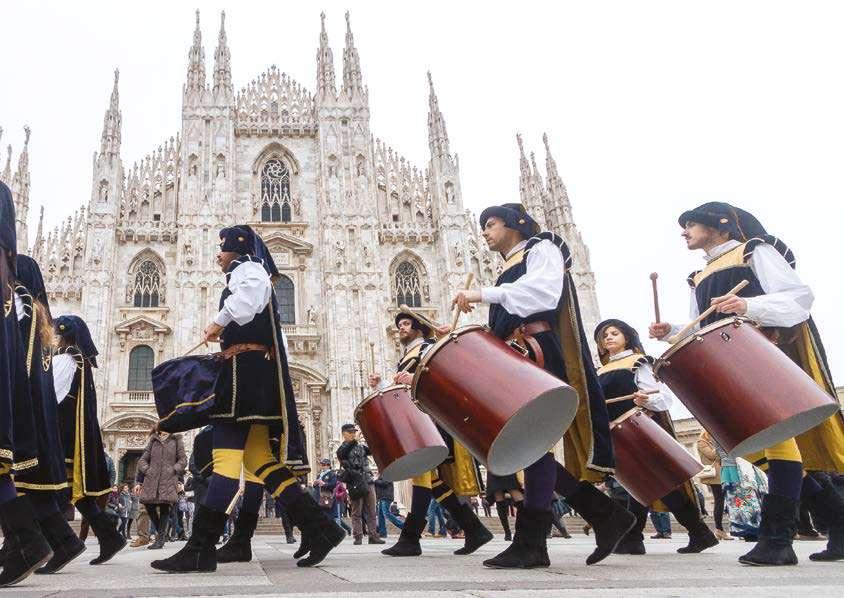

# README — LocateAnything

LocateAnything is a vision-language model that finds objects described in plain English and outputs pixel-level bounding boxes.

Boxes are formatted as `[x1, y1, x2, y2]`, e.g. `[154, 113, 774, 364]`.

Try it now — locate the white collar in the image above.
[705, 239, 741, 262]
[504, 240, 528, 260]
[402, 337, 425, 356]
[609, 349, 634, 362]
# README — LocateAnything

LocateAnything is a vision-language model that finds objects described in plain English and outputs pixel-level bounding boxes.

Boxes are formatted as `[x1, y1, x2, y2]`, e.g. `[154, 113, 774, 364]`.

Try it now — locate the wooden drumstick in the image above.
[668, 279, 749, 344]
[605, 389, 659, 404]
[369, 342, 376, 372]
[451, 272, 475, 330]
[650, 272, 661, 323]
[180, 339, 217, 359]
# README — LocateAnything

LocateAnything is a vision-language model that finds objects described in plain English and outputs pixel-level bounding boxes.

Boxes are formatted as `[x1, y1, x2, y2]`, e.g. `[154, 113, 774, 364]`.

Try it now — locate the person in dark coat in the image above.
[136, 427, 186, 550]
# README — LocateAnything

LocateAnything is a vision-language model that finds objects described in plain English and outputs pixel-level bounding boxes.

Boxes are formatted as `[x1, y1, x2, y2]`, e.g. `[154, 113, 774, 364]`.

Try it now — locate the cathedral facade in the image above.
[3, 11, 601, 481]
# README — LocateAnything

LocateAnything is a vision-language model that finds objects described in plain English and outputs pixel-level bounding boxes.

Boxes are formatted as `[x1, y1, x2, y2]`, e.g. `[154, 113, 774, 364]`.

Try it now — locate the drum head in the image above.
[379, 446, 449, 483]
[486, 384, 579, 475]
[728, 403, 841, 458]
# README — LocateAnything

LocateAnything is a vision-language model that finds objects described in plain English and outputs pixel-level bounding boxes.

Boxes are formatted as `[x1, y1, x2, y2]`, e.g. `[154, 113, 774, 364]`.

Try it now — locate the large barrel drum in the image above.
[655, 317, 840, 457]
[354, 384, 448, 482]
[412, 325, 579, 475]
[611, 408, 703, 505]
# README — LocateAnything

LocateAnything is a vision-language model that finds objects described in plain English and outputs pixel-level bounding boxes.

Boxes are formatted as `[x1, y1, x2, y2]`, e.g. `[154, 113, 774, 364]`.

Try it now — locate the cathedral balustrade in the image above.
[377, 222, 437, 245]
[281, 324, 320, 355]
[113, 390, 154, 404]
[115, 221, 178, 243]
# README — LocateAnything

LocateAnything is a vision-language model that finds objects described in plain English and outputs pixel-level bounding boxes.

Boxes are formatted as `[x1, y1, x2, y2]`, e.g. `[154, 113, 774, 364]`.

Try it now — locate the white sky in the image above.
[2, 1, 842, 397]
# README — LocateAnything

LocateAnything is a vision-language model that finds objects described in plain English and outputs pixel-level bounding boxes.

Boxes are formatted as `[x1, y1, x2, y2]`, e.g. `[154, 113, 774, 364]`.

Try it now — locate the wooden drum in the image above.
[354, 384, 448, 482]
[611, 408, 703, 505]
[655, 317, 840, 457]
[411, 325, 579, 476]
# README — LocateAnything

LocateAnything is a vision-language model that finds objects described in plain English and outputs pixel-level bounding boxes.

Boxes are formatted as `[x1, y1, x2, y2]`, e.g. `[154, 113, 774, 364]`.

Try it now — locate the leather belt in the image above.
[506, 321, 552, 369]
[218, 343, 273, 361]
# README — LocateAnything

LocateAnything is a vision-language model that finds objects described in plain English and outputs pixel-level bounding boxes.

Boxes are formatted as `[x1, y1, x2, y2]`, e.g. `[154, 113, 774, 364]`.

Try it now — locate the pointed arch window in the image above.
[132, 260, 163, 307]
[395, 261, 422, 308]
[261, 159, 292, 223]
[127, 345, 154, 391]
[273, 275, 295, 324]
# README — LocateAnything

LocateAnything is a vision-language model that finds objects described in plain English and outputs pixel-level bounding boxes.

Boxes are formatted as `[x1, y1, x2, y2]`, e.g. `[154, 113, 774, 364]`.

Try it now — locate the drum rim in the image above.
[610, 407, 645, 428]
[410, 324, 488, 396]
[654, 316, 757, 374]
[354, 384, 411, 420]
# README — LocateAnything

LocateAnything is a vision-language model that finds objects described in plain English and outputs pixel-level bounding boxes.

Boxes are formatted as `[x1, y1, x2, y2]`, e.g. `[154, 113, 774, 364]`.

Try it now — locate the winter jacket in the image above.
[137, 433, 186, 505]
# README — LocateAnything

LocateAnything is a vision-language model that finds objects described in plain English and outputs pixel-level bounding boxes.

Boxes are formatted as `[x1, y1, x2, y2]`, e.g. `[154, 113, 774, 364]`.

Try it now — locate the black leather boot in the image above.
[565, 481, 636, 565]
[285, 492, 344, 567]
[150, 505, 228, 573]
[738, 494, 798, 566]
[803, 484, 844, 562]
[663, 491, 719, 554]
[217, 511, 258, 563]
[0, 496, 53, 587]
[614, 497, 647, 555]
[88, 509, 127, 564]
[148, 519, 168, 550]
[292, 528, 310, 559]
[35, 510, 86, 574]
[495, 500, 512, 541]
[381, 511, 426, 557]
[482, 507, 551, 569]
[450, 501, 494, 556]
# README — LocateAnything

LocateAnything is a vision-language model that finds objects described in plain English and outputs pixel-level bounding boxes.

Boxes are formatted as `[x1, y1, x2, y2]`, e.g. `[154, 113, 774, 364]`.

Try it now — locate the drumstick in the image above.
[605, 389, 659, 404]
[369, 342, 376, 372]
[650, 272, 661, 323]
[180, 339, 217, 359]
[668, 279, 749, 344]
[451, 272, 475, 330]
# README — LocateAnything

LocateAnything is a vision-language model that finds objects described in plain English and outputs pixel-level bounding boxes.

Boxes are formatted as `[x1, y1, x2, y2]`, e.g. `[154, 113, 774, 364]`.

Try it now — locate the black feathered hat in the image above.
[479, 203, 540, 239]
[678, 202, 768, 242]
[594, 318, 644, 365]
[54, 315, 99, 368]
[219, 225, 257, 255]
[16, 254, 51, 320]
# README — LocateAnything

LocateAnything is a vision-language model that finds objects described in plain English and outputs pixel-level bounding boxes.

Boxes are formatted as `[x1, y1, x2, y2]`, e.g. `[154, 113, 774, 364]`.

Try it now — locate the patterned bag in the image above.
[724, 458, 767, 538]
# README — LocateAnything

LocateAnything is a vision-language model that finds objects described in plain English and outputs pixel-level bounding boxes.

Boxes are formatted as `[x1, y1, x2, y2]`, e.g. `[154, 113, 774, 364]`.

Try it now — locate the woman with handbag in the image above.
[697, 430, 732, 541]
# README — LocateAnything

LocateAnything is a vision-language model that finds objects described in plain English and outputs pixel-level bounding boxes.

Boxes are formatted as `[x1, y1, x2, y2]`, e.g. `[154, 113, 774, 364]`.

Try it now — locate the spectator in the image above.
[426, 499, 447, 537]
[698, 429, 732, 541]
[481, 496, 491, 518]
[470, 496, 479, 515]
[333, 480, 352, 535]
[136, 426, 187, 550]
[650, 510, 672, 539]
[264, 490, 275, 519]
[116, 483, 131, 538]
[174, 483, 188, 541]
[389, 501, 403, 520]
[373, 476, 404, 537]
[336, 423, 384, 545]
[183, 479, 195, 538]
[130, 481, 151, 547]
[126, 483, 139, 539]
[187, 426, 212, 510]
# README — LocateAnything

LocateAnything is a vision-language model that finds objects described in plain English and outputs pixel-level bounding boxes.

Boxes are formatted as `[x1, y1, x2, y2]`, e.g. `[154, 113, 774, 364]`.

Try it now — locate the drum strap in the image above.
[506, 321, 551, 369]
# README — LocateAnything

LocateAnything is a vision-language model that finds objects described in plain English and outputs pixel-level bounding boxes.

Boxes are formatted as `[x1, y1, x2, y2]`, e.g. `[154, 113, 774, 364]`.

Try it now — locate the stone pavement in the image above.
[10, 534, 844, 597]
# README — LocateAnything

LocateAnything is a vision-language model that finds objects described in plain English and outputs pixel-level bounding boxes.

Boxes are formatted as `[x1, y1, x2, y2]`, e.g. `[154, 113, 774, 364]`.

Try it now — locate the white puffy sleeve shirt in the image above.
[52, 353, 77, 403]
[667, 242, 814, 337]
[480, 239, 565, 316]
[634, 362, 676, 412]
[213, 261, 272, 328]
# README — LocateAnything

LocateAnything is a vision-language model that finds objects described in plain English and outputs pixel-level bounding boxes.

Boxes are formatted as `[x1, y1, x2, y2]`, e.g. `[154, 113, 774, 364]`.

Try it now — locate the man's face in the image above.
[397, 318, 422, 345]
[216, 249, 239, 272]
[481, 216, 509, 252]
[342, 430, 358, 442]
[682, 221, 723, 251]
[320, 462, 330, 470]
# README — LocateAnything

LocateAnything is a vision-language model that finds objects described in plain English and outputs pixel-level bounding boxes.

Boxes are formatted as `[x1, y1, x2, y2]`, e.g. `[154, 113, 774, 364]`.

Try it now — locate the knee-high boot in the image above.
[150, 504, 228, 573]
[285, 492, 345, 567]
[447, 500, 493, 556]
[802, 483, 844, 562]
[0, 497, 53, 587]
[217, 511, 259, 563]
[738, 494, 798, 566]
[482, 507, 550, 569]
[381, 511, 426, 557]
[564, 481, 636, 565]
[495, 500, 512, 541]
[87, 509, 127, 565]
[662, 490, 719, 554]
[35, 510, 86, 574]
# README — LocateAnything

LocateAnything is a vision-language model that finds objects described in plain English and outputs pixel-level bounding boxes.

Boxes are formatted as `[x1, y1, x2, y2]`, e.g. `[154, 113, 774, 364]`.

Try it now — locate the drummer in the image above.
[151, 225, 342, 573]
[448, 203, 635, 568]
[372, 309, 493, 557]
[650, 202, 844, 565]
[595, 319, 718, 555]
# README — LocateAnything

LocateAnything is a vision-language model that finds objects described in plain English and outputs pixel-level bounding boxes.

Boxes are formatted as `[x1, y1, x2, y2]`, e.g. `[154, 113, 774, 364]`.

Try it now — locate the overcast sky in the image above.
[2, 1, 842, 398]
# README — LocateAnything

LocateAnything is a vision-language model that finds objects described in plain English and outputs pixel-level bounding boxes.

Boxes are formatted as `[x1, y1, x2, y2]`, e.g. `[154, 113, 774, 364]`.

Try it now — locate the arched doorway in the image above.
[119, 450, 144, 484]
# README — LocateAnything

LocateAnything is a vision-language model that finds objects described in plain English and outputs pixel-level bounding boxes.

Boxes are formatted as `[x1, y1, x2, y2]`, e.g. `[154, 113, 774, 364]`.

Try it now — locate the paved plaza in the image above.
[10, 534, 844, 597]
